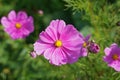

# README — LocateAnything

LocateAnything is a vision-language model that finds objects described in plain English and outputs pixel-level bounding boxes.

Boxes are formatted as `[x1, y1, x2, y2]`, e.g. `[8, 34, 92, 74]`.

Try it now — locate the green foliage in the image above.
[1, 0, 120, 80]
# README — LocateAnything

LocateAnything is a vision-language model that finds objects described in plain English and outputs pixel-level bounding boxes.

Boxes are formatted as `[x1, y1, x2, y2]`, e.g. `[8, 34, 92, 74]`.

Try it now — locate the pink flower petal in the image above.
[85, 34, 91, 41]
[104, 47, 111, 56]
[1, 17, 11, 28]
[20, 16, 34, 33]
[50, 20, 66, 34]
[45, 26, 58, 41]
[21, 28, 30, 36]
[39, 31, 54, 43]
[17, 11, 28, 20]
[50, 48, 61, 65]
[79, 32, 84, 38]
[8, 10, 16, 20]
[108, 61, 120, 71]
[63, 38, 83, 51]
[60, 24, 81, 42]
[44, 47, 55, 60]
[50, 48, 67, 66]
[26, 16, 34, 32]
[34, 40, 53, 55]
[80, 48, 88, 57]
[62, 47, 79, 64]
[110, 43, 118, 48]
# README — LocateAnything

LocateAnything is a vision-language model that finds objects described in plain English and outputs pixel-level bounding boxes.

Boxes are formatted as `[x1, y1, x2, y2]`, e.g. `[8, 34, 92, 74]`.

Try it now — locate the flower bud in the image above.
[89, 42, 100, 53]
[38, 10, 44, 16]
[116, 21, 120, 26]
[30, 51, 37, 58]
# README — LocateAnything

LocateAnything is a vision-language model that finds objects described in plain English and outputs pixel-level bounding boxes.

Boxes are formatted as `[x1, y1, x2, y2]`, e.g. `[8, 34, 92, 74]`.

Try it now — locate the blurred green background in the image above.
[1, 0, 120, 80]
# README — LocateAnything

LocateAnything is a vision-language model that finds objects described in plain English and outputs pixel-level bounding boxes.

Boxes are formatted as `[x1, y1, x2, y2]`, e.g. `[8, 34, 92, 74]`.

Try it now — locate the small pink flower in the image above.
[30, 51, 37, 58]
[34, 19, 84, 66]
[103, 43, 120, 71]
[1, 10, 34, 39]
[79, 34, 91, 57]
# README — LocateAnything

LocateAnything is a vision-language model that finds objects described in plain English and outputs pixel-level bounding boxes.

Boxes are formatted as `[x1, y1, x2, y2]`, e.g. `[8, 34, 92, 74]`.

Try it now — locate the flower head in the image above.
[1, 10, 34, 39]
[34, 19, 84, 66]
[79, 34, 91, 57]
[103, 43, 120, 71]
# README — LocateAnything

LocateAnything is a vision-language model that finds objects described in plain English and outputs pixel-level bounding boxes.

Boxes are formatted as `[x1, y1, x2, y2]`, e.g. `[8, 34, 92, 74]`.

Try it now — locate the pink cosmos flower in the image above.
[103, 43, 120, 71]
[79, 34, 91, 57]
[1, 10, 34, 39]
[34, 19, 84, 66]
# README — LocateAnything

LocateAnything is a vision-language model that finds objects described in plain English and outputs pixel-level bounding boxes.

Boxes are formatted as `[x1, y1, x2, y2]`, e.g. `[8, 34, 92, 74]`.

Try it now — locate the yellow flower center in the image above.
[55, 40, 62, 47]
[15, 23, 21, 29]
[112, 54, 119, 60]
[83, 42, 87, 47]
[3, 68, 10, 74]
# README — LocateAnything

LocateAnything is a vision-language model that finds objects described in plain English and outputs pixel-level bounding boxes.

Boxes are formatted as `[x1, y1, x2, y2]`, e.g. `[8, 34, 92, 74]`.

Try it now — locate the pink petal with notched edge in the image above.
[8, 10, 16, 21]
[62, 47, 79, 64]
[20, 16, 34, 33]
[39, 31, 54, 43]
[10, 32, 22, 40]
[21, 28, 30, 36]
[108, 61, 120, 71]
[60, 25, 81, 42]
[50, 48, 61, 65]
[5, 27, 15, 35]
[44, 47, 55, 60]
[85, 34, 91, 41]
[63, 40, 81, 51]
[50, 48, 67, 66]
[110, 43, 118, 48]
[104, 47, 111, 56]
[103, 55, 113, 64]
[45, 26, 58, 41]
[113, 62, 120, 71]
[1, 17, 11, 28]
[59, 49, 68, 65]
[26, 16, 34, 32]
[80, 48, 88, 57]
[49, 20, 66, 34]
[11, 30, 28, 39]
[17, 11, 27, 20]
[79, 32, 84, 38]
[34, 40, 53, 55]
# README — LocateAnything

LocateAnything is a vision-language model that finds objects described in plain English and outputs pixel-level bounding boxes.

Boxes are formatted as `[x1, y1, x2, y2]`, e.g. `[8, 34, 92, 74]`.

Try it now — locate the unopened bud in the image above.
[89, 43, 100, 53]
[30, 51, 37, 58]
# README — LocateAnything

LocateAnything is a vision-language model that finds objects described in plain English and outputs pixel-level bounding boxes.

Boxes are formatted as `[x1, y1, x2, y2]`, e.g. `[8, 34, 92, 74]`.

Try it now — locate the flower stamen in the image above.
[112, 54, 119, 60]
[83, 42, 87, 47]
[55, 40, 62, 47]
[15, 23, 21, 29]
